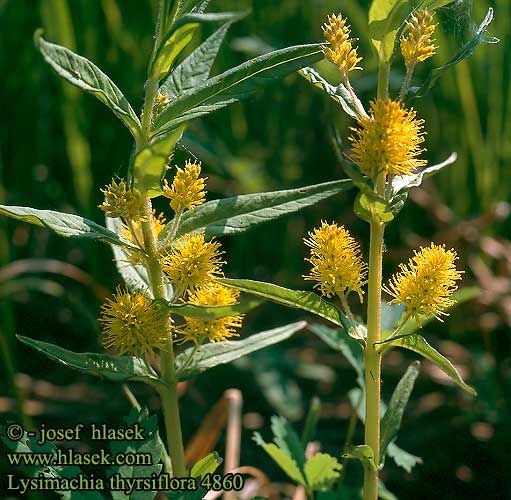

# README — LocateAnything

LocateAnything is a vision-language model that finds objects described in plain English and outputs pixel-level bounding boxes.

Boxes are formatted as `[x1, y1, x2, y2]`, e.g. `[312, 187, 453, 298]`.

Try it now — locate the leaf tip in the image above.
[33, 28, 44, 47]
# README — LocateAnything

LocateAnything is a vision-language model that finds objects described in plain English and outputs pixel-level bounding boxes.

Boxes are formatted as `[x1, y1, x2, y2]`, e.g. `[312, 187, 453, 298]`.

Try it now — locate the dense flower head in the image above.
[400, 10, 437, 68]
[179, 283, 243, 344]
[303, 221, 367, 301]
[322, 13, 362, 74]
[161, 233, 225, 297]
[163, 160, 206, 212]
[349, 99, 427, 179]
[99, 287, 170, 357]
[384, 243, 463, 326]
[99, 179, 146, 221]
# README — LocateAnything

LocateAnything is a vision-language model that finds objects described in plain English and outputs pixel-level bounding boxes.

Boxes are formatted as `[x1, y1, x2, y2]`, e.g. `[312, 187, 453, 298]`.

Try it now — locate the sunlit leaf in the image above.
[218, 278, 352, 333]
[380, 362, 421, 462]
[0, 205, 140, 252]
[35, 31, 140, 138]
[163, 179, 353, 240]
[17, 335, 161, 386]
[304, 453, 342, 491]
[174, 321, 307, 380]
[190, 452, 222, 478]
[153, 43, 324, 135]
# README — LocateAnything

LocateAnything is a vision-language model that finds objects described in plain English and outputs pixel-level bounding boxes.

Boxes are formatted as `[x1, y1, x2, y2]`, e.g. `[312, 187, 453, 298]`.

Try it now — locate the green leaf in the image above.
[108, 407, 163, 500]
[190, 452, 222, 479]
[0, 205, 140, 252]
[307, 324, 364, 388]
[17, 335, 161, 386]
[253, 433, 307, 486]
[271, 416, 306, 470]
[299, 67, 366, 119]
[389, 153, 458, 215]
[381, 301, 405, 335]
[386, 442, 422, 473]
[163, 179, 353, 240]
[105, 217, 152, 297]
[161, 17, 243, 99]
[380, 361, 421, 462]
[166, 489, 208, 500]
[152, 13, 243, 82]
[355, 191, 394, 224]
[368, 0, 408, 62]
[35, 30, 140, 138]
[342, 444, 377, 472]
[301, 397, 321, 446]
[174, 321, 306, 381]
[156, 296, 264, 319]
[218, 279, 352, 333]
[304, 453, 343, 492]
[385, 334, 476, 395]
[132, 127, 184, 197]
[153, 43, 324, 135]
[412, 8, 498, 97]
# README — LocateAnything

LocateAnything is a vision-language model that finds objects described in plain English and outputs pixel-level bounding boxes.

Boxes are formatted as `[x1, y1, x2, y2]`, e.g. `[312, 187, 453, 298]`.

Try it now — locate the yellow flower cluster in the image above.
[161, 233, 225, 298]
[384, 243, 463, 326]
[99, 287, 170, 357]
[99, 179, 146, 221]
[303, 221, 367, 301]
[179, 283, 243, 344]
[163, 160, 206, 212]
[322, 13, 362, 74]
[350, 99, 426, 179]
[400, 10, 437, 69]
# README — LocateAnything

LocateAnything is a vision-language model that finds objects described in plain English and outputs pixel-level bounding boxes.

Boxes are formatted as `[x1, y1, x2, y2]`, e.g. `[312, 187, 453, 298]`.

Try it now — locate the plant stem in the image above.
[377, 61, 390, 100]
[141, 207, 187, 477]
[363, 170, 386, 500]
[398, 64, 415, 102]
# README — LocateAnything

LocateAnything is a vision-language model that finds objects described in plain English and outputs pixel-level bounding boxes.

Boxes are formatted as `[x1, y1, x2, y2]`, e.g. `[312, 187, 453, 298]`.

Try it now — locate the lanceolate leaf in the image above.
[0, 205, 140, 252]
[17, 335, 161, 386]
[152, 12, 244, 81]
[218, 279, 351, 332]
[307, 324, 364, 387]
[368, 0, 408, 62]
[156, 296, 264, 320]
[379, 361, 421, 462]
[412, 8, 497, 98]
[153, 43, 324, 135]
[161, 23, 232, 99]
[132, 127, 184, 197]
[35, 31, 140, 138]
[299, 66, 366, 119]
[105, 217, 153, 298]
[385, 334, 477, 395]
[174, 321, 307, 380]
[162, 179, 353, 240]
[190, 452, 222, 479]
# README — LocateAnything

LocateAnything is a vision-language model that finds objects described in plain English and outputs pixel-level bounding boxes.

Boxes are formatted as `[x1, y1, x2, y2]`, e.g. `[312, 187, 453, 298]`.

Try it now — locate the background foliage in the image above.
[0, 0, 509, 499]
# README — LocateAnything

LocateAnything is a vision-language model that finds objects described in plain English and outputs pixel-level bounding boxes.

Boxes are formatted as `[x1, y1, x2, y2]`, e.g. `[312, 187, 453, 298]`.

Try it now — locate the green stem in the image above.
[141, 206, 187, 477]
[339, 293, 365, 345]
[377, 61, 390, 100]
[398, 64, 415, 102]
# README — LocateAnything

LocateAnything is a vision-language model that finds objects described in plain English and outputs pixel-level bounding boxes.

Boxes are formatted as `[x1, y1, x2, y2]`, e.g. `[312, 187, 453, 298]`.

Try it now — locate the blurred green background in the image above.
[0, 0, 509, 499]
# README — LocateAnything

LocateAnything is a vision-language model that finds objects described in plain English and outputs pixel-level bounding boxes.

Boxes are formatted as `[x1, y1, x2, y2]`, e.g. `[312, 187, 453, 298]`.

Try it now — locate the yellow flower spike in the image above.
[99, 287, 170, 357]
[384, 243, 463, 327]
[349, 99, 427, 179]
[400, 10, 437, 69]
[303, 221, 367, 301]
[99, 178, 146, 221]
[161, 232, 225, 297]
[179, 283, 244, 344]
[163, 160, 207, 213]
[322, 13, 362, 74]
